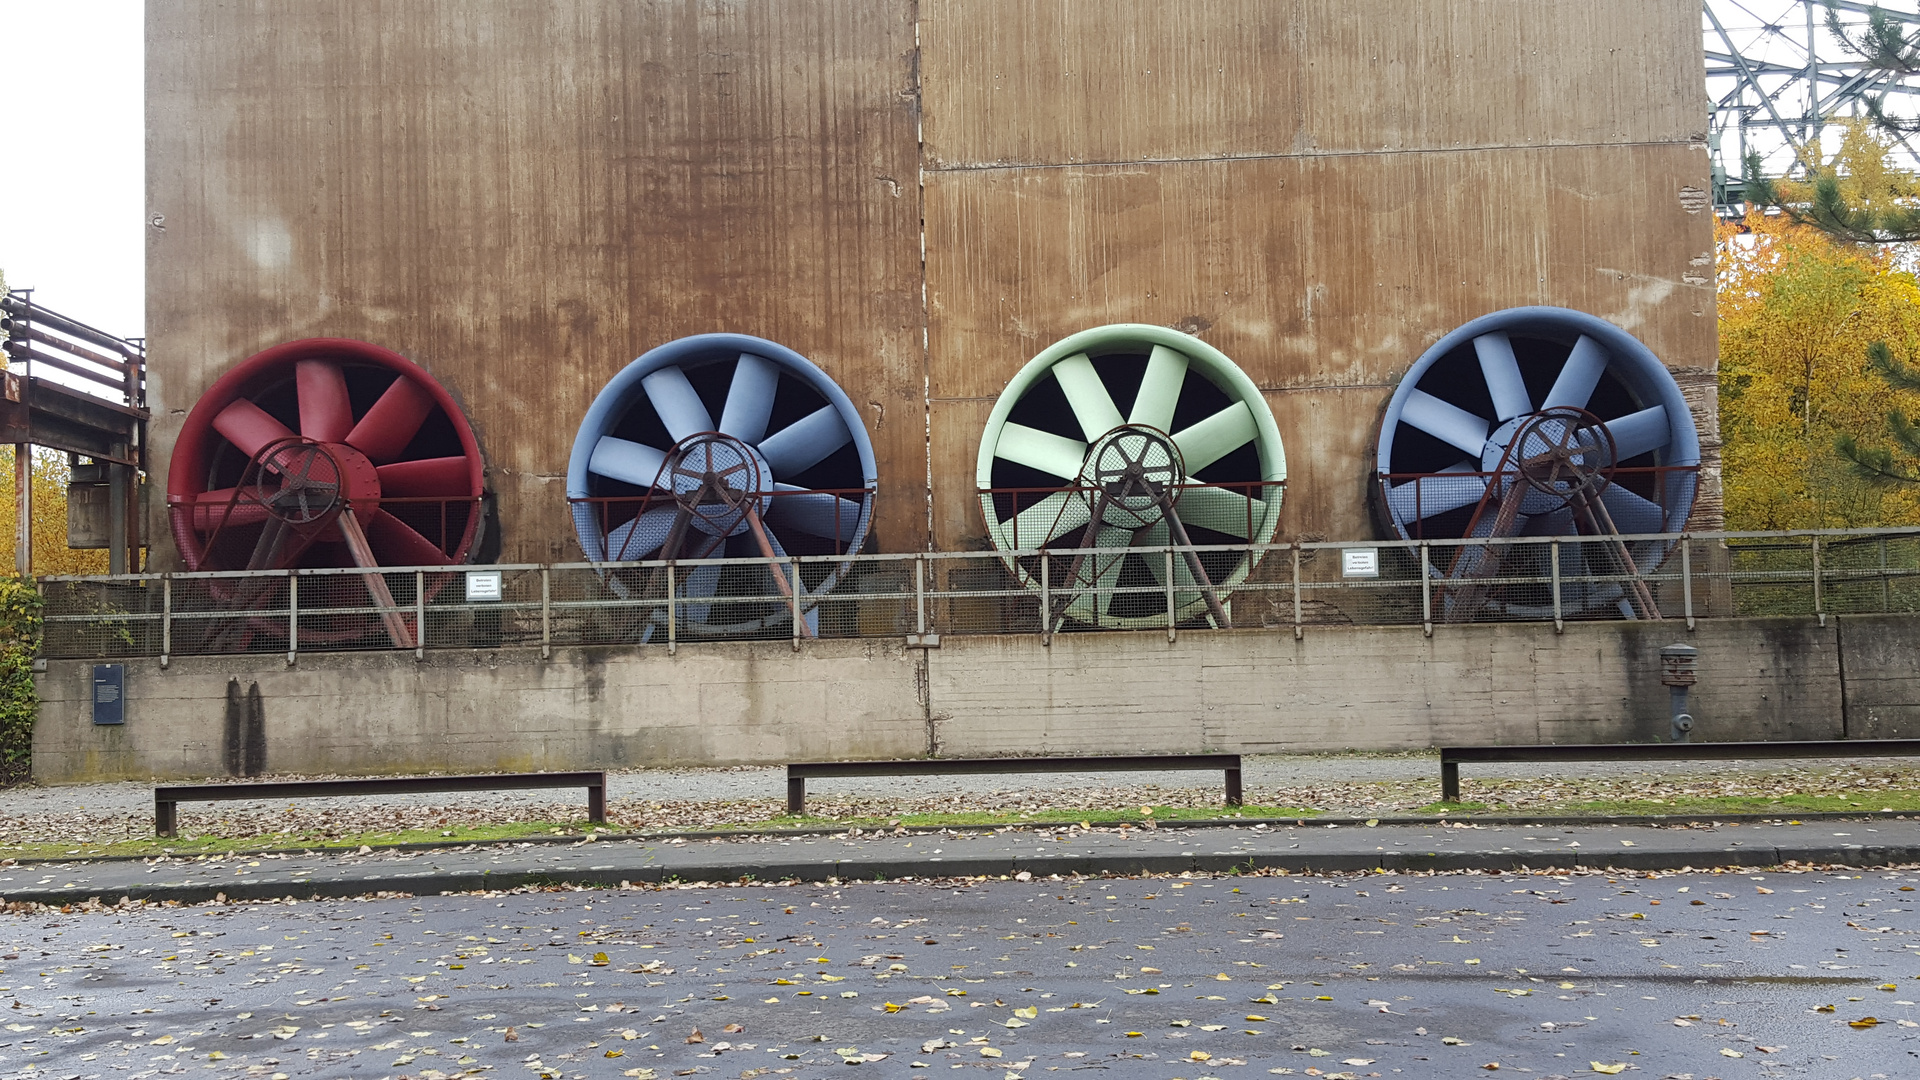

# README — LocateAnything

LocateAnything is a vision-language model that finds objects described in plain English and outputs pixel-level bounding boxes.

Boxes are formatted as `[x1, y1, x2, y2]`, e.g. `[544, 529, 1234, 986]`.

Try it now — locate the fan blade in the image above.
[1051, 352, 1125, 442]
[346, 377, 436, 463]
[295, 359, 355, 442]
[1474, 332, 1531, 421]
[1399, 390, 1489, 458]
[1172, 401, 1258, 474]
[588, 436, 670, 489]
[1599, 484, 1672, 534]
[365, 508, 453, 566]
[718, 353, 780, 444]
[604, 505, 680, 560]
[679, 562, 723, 625]
[188, 488, 272, 530]
[1383, 463, 1489, 522]
[212, 399, 297, 460]
[642, 365, 714, 443]
[1542, 335, 1609, 410]
[1063, 525, 1134, 620]
[995, 423, 1088, 480]
[995, 490, 1092, 549]
[1173, 485, 1269, 540]
[1600, 405, 1671, 461]
[1129, 345, 1189, 431]
[765, 487, 864, 542]
[758, 405, 853, 478]
[1134, 522, 1199, 588]
[375, 456, 474, 497]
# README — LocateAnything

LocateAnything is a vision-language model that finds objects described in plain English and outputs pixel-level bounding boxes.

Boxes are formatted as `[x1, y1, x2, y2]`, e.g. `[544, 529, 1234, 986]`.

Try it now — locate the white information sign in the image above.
[465, 570, 503, 602]
[1341, 548, 1380, 579]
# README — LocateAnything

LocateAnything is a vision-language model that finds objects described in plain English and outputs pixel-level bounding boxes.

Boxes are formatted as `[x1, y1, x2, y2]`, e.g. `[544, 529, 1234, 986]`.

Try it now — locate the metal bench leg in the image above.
[1441, 759, 1460, 803]
[1224, 767, 1243, 807]
[587, 779, 607, 824]
[155, 797, 176, 838]
[787, 775, 807, 817]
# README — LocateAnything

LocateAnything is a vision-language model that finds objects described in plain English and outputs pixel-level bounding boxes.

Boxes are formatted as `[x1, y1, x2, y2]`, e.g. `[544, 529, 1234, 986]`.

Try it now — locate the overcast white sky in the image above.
[0, 1, 143, 339]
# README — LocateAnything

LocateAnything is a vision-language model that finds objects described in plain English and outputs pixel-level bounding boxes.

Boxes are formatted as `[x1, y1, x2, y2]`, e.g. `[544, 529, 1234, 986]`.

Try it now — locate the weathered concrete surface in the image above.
[32, 615, 1893, 784]
[33, 640, 928, 783]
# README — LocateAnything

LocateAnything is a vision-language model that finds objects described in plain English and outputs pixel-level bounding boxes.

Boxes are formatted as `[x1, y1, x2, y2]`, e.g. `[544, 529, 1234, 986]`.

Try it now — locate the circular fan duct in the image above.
[567, 333, 877, 638]
[1374, 306, 1700, 619]
[168, 338, 486, 572]
[976, 324, 1286, 629]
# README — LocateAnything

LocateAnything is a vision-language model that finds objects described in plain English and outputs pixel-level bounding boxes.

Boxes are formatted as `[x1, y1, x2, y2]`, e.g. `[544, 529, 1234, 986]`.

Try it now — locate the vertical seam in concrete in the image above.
[1836, 615, 1851, 739]
[920, 647, 936, 756]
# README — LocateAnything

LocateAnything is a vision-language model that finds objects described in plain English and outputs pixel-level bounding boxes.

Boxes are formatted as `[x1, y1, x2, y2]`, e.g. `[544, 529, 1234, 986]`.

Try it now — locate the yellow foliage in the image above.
[1716, 204, 1920, 529]
[0, 447, 110, 576]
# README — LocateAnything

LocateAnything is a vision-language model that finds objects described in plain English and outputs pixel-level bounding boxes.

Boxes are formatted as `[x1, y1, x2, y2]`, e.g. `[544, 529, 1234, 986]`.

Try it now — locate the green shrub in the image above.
[0, 576, 44, 775]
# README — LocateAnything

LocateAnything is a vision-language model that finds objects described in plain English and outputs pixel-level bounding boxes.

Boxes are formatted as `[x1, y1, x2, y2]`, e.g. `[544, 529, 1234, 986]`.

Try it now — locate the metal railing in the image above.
[35, 527, 1920, 662]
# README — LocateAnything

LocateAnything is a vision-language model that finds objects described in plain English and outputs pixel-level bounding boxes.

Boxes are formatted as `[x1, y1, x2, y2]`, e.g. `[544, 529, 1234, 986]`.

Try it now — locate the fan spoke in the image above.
[1173, 485, 1268, 540]
[1171, 401, 1258, 473]
[995, 423, 1088, 480]
[759, 405, 853, 478]
[188, 488, 271, 530]
[718, 353, 780, 444]
[1384, 463, 1489, 522]
[605, 505, 679, 560]
[1051, 352, 1125, 442]
[1542, 335, 1609, 410]
[588, 436, 670, 489]
[346, 377, 436, 463]
[998, 490, 1091, 549]
[212, 399, 296, 459]
[1600, 405, 1671, 461]
[1128, 345, 1190, 431]
[765, 487, 864, 542]
[1400, 390, 1489, 458]
[1599, 484, 1671, 534]
[642, 365, 715, 443]
[296, 359, 355, 442]
[365, 508, 452, 566]
[1474, 332, 1532, 421]
[375, 456, 474, 498]
[679, 562, 723, 624]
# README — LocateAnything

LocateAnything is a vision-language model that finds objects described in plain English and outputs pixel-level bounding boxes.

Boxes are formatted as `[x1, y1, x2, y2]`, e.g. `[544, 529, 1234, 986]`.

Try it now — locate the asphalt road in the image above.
[7, 869, 1920, 1080]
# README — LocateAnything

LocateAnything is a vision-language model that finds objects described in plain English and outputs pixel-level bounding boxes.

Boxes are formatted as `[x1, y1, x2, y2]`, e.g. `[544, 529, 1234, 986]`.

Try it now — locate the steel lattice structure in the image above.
[1706, 0, 1920, 211]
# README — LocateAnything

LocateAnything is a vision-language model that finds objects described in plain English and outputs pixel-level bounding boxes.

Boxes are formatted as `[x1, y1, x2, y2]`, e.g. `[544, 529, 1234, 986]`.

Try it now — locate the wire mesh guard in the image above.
[36, 528, 1920, 660]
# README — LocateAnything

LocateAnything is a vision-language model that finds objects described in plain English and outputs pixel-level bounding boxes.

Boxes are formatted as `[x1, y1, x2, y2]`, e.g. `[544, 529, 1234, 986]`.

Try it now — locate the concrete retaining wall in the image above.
[30, 615, 1913, 784]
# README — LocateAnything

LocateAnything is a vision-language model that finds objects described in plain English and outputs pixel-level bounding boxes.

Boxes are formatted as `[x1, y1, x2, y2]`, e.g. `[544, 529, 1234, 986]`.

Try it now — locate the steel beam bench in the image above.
[784, 754, 1242, 816]
[1440, 740, 1920, 803]
[153, 771, 607, 838]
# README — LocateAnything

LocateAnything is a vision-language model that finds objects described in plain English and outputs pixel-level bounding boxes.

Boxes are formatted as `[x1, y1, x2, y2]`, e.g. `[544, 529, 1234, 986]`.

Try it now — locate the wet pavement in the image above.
[5, 868, 1920, 1079]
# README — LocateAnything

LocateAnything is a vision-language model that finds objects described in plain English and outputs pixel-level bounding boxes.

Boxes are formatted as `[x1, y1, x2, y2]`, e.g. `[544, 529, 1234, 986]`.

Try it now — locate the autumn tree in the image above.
[1716, 201, 1920, 529]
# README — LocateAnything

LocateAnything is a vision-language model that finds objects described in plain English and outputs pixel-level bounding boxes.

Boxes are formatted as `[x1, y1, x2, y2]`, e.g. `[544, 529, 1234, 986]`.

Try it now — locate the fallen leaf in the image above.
[1342, 1058, 1375, 1066]
[1482, 1064, 1501, 1072]
[687, 1028, 705, 1044]
[980, 1047, 1003, 1058]
[1248, 1015, 1270, 1022]
[1719, 1048, 1743, 1058]
[605, 1049, 625, 1058]
[1441, 1037, 1469, 1046]
[1756, 886, 1773, 894]
[1591, 1065, 1626, 1076]
[592, 952, 609, 966]
[1014, 1007, 1037, 1019]
[1190, 1051, 1213, 1062]
[1169, 1020, 1192, 1028]
[1850, 1017, 1881, 1029]
[1815, 1004, 1836, 1013]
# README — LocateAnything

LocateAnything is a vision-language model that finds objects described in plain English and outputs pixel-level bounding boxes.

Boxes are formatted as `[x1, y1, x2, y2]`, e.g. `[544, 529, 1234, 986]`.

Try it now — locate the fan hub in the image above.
[1079, 424, 1184, 530]
[1480, 408, 1616, 515]
[665, 432, 773, 538]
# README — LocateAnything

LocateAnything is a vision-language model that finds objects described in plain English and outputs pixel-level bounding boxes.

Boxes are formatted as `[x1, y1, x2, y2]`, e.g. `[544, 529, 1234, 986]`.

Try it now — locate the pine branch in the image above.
[1835, 432, 1920, 484]
[1868, 341, 1920, 393]
[1890, 409, 1920, 459]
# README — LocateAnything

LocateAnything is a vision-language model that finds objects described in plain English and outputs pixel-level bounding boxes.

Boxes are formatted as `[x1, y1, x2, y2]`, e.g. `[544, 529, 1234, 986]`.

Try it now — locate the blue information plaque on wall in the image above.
[92, 664, 124, 726]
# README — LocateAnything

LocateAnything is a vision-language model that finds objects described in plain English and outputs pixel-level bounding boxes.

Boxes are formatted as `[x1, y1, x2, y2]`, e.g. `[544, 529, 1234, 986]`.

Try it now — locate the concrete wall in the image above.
[147, 0, 1719, 566]
[34, 615, 1910, 784]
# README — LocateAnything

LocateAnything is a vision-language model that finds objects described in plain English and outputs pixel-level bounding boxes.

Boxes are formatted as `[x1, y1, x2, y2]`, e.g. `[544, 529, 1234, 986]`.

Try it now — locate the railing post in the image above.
[1419, 543, 1433, 637]
[1880, 536, 1891, 614]
[1812, 535, 1824, 623]
[1290, 543, 1302, 640]
[915, 555, 928, 636]
[1165, 548, 1177, 643]
[414, 570, 426, 660]
[1039, 553, 1051, 645]
[160, 574, 172, 669]
[286, 570, 298, 666]
[540, 566, 552, 659]
[1681, 535, 1695, 631]
[791, 558, 803, 651]
[1550, 540, 1563, 634]
[666, 562, 677, 656]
